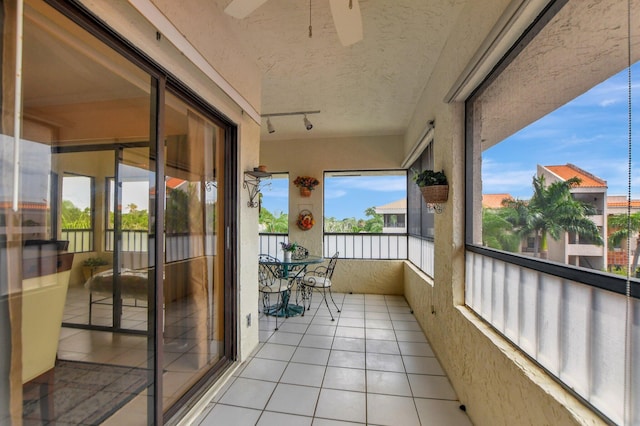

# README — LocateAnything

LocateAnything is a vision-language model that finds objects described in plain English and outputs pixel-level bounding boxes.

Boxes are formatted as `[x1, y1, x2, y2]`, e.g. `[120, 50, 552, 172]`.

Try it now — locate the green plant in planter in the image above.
[82, 257, 109, 267]
[412, 169, 448, 187]
[81, 256, 110, 281]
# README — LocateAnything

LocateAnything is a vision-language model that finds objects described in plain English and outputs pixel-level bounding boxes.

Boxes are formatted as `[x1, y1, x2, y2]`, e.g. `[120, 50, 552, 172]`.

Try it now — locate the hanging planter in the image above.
[300, 187, 311, 197]
[293, 175, 319, 197]
[420, 184, 449, 204]
[413, 169, 449, 209]
[297, 209, 315, 231]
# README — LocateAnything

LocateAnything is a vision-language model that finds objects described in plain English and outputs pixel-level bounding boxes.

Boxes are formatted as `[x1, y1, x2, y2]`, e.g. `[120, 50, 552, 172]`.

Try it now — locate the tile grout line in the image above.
[251, 294, 461, 425]
[310, 294, 340, 422]
[255, 296, 315, 425]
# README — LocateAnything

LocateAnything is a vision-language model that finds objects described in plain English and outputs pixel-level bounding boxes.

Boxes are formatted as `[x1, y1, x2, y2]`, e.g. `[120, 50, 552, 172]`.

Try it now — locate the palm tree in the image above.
[259, 207, 288, 233]
[608, 211, 640, 276]
[502, 175, 603, 258]
[363, 206, 383, 233]
[482, 208, 521, 252]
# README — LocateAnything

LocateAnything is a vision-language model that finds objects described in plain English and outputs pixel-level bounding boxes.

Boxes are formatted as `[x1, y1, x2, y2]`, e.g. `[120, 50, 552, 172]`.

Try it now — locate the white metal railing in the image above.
[465, 249, 639, 425]
[258, 233, 408, 260]
[324, 233, 407, 259]
[105, 231, 215, 264]
[61, 229, 93, 253]
[106, 230, 148, 252]
[258, 234, 437, 278]
[258, 234, 289, 257]
[408, 235, 434, 277]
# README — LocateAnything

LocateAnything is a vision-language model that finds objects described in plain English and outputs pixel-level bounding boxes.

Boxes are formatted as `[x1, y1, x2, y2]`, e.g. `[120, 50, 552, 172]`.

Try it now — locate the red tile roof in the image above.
[608, 199, 640, 208]
[482, 193, 513, 209]
[0, 201, 49, 210]
[545, 164, 606, 188]
[166, 177, 187, 189]
[375, 199, 407, 210]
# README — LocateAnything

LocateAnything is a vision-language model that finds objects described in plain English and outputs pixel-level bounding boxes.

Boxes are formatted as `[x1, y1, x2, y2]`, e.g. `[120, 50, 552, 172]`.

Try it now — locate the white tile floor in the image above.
[195, 292, 472, 426]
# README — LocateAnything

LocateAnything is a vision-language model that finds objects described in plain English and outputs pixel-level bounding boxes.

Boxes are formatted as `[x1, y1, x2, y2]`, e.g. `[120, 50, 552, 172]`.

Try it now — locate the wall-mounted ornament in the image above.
[244, 169, 272, 208]
[412, 169, 448, 213]
[293, 176, 319, 197]
[297, 209, 315, 231]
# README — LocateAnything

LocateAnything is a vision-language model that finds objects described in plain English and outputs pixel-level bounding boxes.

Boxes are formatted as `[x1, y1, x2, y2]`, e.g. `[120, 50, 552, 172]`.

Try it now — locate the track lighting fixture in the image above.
[303, 115, 313, 130]
[261, 110, 320, 133]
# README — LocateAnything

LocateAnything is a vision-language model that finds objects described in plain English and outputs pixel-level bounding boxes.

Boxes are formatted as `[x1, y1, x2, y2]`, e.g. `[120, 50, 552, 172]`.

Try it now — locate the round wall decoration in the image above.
[297, 209, 315, 231]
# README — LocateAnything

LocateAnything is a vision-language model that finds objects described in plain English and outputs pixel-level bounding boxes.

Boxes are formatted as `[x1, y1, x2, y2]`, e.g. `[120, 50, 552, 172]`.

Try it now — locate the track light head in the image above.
[261, 110, 319, 133]
[303, 115, 313, 130]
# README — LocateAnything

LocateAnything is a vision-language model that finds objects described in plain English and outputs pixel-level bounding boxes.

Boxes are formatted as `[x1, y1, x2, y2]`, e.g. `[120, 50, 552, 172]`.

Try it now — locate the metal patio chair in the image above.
[300, 252, 341, 321]
[258, 254, 292, 330]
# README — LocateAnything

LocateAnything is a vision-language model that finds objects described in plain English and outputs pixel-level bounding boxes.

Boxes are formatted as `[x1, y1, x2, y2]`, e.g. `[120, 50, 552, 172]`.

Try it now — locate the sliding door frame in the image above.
[42, 1, 239, 423]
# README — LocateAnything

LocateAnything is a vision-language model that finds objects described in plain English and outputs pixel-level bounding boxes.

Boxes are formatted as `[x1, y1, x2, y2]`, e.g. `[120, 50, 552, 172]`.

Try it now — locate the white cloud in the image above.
[325, 189, 348, 199]
[330, 176, 406, 192]
[262, 186, 289, 198]
[599, 98, 617, 107]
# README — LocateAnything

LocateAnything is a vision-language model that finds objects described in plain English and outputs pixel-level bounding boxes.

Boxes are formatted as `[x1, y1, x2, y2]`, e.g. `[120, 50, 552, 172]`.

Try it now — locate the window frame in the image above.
[407, 143, 435, 240]
[322, 170, 408, 260]
[323, 169, 407, 235]
[258, 172, 289, 235]
[60, 172, 95, 253]
[464, 0, 639, 298]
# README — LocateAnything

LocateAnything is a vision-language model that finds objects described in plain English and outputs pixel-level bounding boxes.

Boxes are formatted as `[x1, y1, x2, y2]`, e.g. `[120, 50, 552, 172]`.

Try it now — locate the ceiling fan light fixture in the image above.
[304, 115, 313, 130]
[267, 117, 275, 133]
[224, 0, 362, 46]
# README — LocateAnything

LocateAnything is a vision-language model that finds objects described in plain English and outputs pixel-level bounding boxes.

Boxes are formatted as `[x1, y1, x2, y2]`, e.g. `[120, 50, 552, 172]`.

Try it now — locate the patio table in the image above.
[259, 255, 324, 317]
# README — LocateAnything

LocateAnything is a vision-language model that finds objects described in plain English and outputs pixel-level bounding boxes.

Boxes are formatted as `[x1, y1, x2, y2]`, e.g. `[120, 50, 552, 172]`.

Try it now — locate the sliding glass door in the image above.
[162, 92, 227, 409]
[112, 147, 152, 332]
[0, 0, 237, 423]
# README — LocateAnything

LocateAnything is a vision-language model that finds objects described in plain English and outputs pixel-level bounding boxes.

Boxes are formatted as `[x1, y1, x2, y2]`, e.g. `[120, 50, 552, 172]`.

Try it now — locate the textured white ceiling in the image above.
[213, 0, 466, 141]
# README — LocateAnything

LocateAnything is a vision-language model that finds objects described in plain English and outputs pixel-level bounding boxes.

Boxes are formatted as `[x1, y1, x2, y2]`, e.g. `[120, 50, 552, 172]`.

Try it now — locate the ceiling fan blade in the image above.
[224, 0, 270, 19]
[329, 0, 363, 46]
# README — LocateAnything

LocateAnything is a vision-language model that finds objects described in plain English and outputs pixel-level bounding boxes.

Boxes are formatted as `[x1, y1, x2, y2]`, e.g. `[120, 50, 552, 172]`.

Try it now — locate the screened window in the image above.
[259, 173, 289, 234]
[105, 174, 149, 253]
[61, 173, 94, 252]
[323, 171, 407, 260]
[324, 171, 406, 233]
[407, 143, 434, 239]
[469, 1, 639, 273]
[465, 1, 639, 424]
[383, 214, 405, 229]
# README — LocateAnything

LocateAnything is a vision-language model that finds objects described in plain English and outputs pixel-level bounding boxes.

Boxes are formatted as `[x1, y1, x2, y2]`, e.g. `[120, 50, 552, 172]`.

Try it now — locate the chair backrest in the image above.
[325, 252, 339, 279]
[258, 254, 283, 288]
[292, 245, 309, 260]
[259, 254, 278, 264]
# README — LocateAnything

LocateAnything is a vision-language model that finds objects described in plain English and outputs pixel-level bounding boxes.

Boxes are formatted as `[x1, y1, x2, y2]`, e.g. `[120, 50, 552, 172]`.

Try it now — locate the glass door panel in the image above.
[162, 93, 225, 408]
[16, 1, 154, 423]
[113, 148, 151, 332]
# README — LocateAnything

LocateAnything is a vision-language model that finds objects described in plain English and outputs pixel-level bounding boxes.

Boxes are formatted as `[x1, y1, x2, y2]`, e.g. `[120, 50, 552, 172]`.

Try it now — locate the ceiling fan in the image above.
[223, 0, 363, 46]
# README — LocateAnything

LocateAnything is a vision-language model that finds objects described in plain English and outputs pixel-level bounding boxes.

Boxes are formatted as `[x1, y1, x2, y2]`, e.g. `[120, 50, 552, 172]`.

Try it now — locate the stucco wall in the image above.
[403, 1, 605, 425]
[332, 260, 404, 295]
[261, 135, 404, 255]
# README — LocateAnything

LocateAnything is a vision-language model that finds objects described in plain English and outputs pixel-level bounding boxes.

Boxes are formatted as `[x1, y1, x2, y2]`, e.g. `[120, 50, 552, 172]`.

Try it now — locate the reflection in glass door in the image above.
[15, 0, 154, 423]
[111, 148, 152, 332]
[5, 0, 237, 422]
[162, 93, 226, 409]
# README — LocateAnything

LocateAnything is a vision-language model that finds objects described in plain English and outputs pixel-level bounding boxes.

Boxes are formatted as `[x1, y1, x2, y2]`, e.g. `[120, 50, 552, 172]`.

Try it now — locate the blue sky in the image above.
[483, 63, 640, 200]
[261, 174, 406, 220]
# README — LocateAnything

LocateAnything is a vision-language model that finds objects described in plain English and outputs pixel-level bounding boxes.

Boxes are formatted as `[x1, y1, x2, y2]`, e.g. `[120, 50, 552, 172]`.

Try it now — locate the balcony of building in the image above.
[2, 0, 638, 425]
